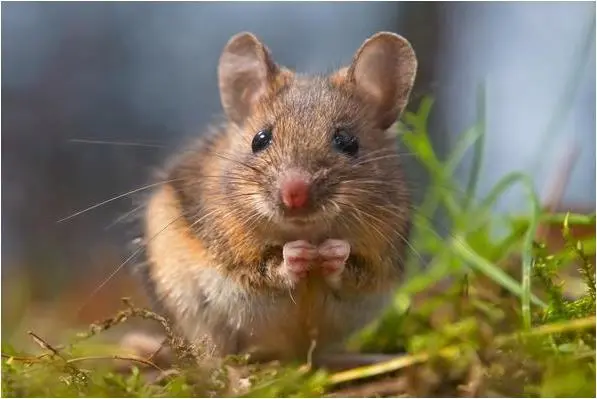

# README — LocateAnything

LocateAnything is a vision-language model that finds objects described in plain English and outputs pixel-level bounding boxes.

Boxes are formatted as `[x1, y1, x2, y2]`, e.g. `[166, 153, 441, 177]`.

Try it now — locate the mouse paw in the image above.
[318, 239, 350, 287]
[281, 240, 317, 284]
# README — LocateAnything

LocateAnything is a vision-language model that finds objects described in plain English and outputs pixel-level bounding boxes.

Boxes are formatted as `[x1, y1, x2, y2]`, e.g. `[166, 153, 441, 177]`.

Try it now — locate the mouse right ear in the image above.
[218, 32, 279, 126]
[341, 32, 418, 130]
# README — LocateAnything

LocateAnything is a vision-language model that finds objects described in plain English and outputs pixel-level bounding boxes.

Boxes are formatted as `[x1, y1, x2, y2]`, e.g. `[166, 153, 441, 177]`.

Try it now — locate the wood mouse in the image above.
[134, 31, 417, 364]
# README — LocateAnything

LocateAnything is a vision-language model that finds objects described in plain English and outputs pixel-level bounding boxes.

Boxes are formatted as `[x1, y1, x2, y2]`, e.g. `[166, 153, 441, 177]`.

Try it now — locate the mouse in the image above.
[132, 31, 418, 364]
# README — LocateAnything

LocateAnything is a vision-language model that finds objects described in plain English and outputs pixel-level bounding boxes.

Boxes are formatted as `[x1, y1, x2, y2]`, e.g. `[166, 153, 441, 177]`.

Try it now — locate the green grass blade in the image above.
[450, 236, 546, 308]
[465, 172, 544, 323]
[462, 82, 486, 212]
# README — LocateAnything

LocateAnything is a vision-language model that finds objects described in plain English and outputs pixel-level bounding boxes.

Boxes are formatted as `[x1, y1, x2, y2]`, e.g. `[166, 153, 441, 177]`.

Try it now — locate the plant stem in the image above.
[328, 316, 595, 385]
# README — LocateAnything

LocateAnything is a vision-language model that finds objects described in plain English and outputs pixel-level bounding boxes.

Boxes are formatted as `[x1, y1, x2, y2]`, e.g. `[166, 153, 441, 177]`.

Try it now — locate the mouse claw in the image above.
[282, 240, 317, 284]
[318, 239, 350, 288]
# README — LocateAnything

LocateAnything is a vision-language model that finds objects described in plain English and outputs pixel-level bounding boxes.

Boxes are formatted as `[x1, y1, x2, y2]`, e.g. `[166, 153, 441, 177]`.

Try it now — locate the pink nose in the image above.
[280, 173, 310, 209]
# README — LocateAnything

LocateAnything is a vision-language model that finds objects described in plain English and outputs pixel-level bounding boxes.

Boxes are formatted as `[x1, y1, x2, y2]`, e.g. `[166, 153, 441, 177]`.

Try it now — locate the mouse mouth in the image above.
[278, 198, 343, 228]
[276, 206, 317, 225]
[255, 197, 338, 233]
[281, 205, 316, 218]
[279, 214, 323, 232]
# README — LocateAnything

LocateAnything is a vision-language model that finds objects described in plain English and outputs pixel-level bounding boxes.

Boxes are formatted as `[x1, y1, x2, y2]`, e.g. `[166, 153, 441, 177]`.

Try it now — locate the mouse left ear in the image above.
[339, 32, 417, 130]
[218, 32, 280, 126]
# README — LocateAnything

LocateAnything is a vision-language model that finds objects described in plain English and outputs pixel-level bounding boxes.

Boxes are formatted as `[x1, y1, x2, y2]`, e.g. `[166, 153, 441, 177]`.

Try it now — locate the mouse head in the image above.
[218, 32, 417, 234]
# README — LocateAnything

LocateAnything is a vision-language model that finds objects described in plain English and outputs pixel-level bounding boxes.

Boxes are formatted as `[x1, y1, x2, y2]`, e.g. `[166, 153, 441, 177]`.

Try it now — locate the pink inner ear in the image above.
[220, 46, 271, 124]
[358, 75, 385, 104]
[240, 86, 252, 108]
[353, 46, 395, 105]
[349, 36, 416, 129]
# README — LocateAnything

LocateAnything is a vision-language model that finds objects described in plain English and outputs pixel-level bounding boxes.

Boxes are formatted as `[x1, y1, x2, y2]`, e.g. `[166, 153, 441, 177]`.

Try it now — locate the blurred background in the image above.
[2, 2, 595, 343]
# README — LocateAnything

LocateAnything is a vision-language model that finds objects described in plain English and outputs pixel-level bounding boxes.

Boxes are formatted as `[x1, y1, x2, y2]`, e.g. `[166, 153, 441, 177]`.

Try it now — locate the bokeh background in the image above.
[2, 2, 595, 343]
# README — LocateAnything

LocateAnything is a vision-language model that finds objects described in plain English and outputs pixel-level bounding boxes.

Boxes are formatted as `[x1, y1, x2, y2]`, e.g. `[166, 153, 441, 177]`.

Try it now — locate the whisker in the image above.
[179, 173, 264, 186]
[187, 208, 221, 231]
[74, 212, 187, 316]
[368, 205, 424, 264]
[57, 179, 183, 223]
[334, 198, 397, 254]
[68, 138, 166, 149]
[240, 209, 267, 237]
[104, 203, 146, 231]
[352, 154, 403, 167]
[211, 152, 265, 176]
[333, 176, 466, 198]
[333, 195, 425, 269]
[288, 289, 297, 305]
[209, 192, 263, 203]
[356, 147, 397, 159]
[78, 205, 223, 316]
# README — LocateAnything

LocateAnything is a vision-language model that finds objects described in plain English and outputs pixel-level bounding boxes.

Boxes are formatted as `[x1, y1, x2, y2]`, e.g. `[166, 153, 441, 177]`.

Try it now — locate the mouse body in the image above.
[137, 31, 418, 362]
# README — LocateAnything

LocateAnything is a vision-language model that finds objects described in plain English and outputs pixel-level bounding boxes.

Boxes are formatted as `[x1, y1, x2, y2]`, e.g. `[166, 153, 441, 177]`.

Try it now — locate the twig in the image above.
[66, 355, 165, 372]
[496, 315, 595, 345]
[75, 298, 170, 342]
[306, 339, 317, 370]
[147, 338, 168, 363]
[28, 331, 66, 361]
[27, 330, 87, 380]
[1, 353, 48, 363]
[328, 315, 595, 385]
[328, 350, 440, 385]
[327, 377, 407, 397]
[74, 298, 197, 366]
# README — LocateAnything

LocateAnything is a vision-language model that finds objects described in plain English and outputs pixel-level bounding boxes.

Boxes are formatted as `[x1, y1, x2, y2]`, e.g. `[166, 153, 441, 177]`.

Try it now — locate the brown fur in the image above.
[141, 32, 418, 361]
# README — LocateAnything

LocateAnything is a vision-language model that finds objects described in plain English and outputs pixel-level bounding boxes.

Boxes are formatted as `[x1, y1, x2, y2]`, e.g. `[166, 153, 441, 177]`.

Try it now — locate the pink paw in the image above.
[282, 240, 317, 284]
[318, 239, 350, 286]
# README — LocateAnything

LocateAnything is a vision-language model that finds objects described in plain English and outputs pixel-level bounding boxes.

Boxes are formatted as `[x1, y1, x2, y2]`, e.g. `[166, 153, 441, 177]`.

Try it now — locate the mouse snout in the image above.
[279, 170, 312, 210]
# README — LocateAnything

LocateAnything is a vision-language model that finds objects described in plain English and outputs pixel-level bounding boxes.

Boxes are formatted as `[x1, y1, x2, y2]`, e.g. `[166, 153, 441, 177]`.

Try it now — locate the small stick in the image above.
[327, 377, 407, 397]
[315, 352, 409, 371]
[66, 355, 165, 372]
[328, 315, 595, 385]
[74, 298, 197, 365]
[1, 353, 48, 363]
[306, 339, 317, 370]
[27, 330, 86, 379]
[28, 331, 67, 361]
[146, 338, 168, 363]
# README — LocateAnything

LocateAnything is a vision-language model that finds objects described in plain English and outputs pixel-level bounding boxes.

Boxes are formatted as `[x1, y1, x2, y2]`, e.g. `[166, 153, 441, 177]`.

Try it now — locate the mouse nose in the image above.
[279, 171, 311, 209]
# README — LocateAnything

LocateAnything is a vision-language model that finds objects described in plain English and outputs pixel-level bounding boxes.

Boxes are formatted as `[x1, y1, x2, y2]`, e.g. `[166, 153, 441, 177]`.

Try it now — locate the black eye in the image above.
[332, 129, 359, 157]
[252, 129, 272, 153]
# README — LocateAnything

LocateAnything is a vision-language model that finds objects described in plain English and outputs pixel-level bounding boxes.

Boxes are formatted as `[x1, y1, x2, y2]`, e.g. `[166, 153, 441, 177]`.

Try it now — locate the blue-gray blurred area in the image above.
[1, 2, 595, 304]
[436, 1, 596, 215]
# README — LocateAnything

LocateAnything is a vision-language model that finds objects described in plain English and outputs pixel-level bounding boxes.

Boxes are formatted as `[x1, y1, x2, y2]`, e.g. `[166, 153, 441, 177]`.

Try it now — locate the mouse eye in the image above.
[332, 129, 359, 157]
[251, 129, 273, 153]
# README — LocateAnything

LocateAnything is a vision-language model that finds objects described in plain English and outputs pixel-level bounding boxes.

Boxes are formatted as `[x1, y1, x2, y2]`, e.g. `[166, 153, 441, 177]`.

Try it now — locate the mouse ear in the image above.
[218, 32, 279, 126]
[345, 32, 417, 130]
